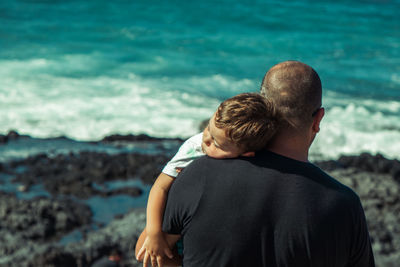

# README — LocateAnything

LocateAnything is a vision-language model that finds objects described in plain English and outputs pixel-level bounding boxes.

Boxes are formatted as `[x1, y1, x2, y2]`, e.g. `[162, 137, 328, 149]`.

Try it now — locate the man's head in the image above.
[202, 93, 280, 158]
[260, 61, 322, 131]
[259, 61, 324, 161]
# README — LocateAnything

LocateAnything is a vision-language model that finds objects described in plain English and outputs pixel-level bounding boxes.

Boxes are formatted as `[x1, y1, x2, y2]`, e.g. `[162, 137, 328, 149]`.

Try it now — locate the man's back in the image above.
[162, 151, 374, 267]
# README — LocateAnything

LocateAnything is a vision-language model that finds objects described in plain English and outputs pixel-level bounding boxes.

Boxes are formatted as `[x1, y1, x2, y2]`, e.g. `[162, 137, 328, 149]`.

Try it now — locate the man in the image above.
[136, 61, 375, 266]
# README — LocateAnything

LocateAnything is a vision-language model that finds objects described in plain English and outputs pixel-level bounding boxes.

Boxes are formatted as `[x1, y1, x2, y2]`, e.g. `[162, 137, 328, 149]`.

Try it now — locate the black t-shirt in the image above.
[162, 150, 375, 267]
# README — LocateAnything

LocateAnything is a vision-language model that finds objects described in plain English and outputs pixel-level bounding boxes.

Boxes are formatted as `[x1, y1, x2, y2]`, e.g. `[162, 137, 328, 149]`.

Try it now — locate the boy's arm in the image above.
[135, 132, 204, 265]
[146, 172, 175, 235]
[135, 173, 175, 265]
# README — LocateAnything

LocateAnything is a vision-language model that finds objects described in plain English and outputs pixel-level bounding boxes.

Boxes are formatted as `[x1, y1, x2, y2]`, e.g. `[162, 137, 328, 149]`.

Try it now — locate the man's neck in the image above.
[266, 131, 310, 162]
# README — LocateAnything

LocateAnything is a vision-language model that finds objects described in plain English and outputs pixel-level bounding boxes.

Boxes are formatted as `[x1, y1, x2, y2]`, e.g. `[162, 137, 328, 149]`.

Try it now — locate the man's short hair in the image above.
[214, 92, 280, 152]
[260, 61, 322, 130]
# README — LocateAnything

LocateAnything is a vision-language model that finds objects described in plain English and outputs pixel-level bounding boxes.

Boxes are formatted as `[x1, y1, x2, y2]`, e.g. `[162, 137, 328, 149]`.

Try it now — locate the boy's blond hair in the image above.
[214, 93, 280, 152]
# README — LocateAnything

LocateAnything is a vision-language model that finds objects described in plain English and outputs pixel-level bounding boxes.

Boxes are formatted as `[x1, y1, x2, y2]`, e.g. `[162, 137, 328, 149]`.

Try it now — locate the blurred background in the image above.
[1, 0, 399, 161]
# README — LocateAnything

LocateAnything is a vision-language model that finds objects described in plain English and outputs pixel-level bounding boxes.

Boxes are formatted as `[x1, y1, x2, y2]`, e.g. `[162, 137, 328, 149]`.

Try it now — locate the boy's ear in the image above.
[241, 151, 255, 157]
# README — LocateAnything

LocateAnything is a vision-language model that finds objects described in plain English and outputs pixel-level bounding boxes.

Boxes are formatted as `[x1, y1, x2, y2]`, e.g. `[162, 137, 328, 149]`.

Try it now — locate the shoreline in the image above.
[0, 131, 399, 266]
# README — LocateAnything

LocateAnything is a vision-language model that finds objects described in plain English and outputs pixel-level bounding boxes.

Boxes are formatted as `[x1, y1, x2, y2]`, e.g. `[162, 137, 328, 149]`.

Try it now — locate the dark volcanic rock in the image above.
[101, 133, 183, 143]
[2, 133, 399, 267]
[0, 193, 92, 243]
[0, 142, 173, 265]
[7, 130, 20, 140]
[0, 209, 146, 267]
[63, 209, 146, 267]
[0, 130, 30, 145]
[30, 247, 78, 267]
[338, 153, 396, 173]
[0, 193, 92, 266]
[105, 187, 143, 197]
[0, 134, 8, 144]
[7, 151, 169, 198]
[316, 153, 400, 183]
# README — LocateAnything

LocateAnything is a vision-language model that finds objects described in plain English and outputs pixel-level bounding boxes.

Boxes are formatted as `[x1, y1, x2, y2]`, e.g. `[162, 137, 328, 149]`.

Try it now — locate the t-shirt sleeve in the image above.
[162, 132, 205, 178]
[348, 197, 375, 267]
[162, 158, 205, 235]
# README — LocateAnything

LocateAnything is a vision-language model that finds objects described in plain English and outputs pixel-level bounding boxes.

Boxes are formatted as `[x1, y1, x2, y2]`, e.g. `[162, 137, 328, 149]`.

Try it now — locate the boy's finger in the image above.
[137, 246, 145, 260]
[157, 255, 164, 267]
[151, 255, 157, 267]
[143, 251, 149, 267]
[164, 247, 173, 259]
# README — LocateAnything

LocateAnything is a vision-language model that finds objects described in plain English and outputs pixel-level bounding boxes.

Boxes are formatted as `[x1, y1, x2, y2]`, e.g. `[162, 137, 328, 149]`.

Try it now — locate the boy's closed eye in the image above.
[213, 140, 221, 148]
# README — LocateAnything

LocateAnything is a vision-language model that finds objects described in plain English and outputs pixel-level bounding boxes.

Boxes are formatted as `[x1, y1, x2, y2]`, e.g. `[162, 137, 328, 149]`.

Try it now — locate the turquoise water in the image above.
[1, 0, 399, 159]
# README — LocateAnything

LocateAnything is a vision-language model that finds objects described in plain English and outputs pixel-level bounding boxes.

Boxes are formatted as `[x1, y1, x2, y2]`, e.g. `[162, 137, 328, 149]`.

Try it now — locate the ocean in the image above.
[1, 0, 399, 160]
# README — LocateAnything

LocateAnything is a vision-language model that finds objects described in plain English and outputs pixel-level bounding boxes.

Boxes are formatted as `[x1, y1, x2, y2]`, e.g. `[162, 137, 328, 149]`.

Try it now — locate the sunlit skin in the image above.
[201, 113, 249, 158]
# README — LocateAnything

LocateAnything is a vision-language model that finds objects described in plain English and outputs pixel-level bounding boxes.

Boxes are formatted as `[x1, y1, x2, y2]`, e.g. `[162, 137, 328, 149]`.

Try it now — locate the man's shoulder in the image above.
[309, 163, 362, 205]
[181, 154, 219, 173]
[256, 150, 361, 203]
[181, 155, 253, 177]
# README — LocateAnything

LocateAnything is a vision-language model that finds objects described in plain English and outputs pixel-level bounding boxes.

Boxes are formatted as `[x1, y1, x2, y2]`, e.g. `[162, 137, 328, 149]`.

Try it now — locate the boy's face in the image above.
[201, 113, 245, 159]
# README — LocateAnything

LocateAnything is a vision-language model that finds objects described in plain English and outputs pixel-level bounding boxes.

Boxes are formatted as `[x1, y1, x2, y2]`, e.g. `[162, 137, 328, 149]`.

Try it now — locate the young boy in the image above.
[135, 93, 280, 266]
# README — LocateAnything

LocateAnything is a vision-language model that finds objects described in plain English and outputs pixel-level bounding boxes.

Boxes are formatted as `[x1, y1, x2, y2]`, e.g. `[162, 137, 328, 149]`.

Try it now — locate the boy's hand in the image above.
[137, 232, 173, 267]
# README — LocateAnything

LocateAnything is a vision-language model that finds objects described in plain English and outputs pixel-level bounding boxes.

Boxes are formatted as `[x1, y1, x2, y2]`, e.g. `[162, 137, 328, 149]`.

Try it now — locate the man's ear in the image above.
[241, 151, 255, 157]
[312, 108, 325, 133]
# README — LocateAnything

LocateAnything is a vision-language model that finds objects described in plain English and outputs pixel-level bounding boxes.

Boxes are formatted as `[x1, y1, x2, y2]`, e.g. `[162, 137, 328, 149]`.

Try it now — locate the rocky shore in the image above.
[0, 131, 399, 266]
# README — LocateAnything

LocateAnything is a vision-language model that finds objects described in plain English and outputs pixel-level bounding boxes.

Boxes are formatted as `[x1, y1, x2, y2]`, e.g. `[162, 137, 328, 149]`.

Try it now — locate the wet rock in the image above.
[0, 134, 8, 144]
[64, 209, 146, 267]
[7, 130, 20, 140]
[316, 153, 400, 183]
[9, 151, 169, 198]
[2, 209, 147, 267]
[0, 193, 92, 242]
[0, 130, 20, 145]
[0, 130, 32, 145]
[101, 133, 183, 143]
[30, 247, 78, 267]
[105, 187, 142, 197]
[2, 135, 399, 266]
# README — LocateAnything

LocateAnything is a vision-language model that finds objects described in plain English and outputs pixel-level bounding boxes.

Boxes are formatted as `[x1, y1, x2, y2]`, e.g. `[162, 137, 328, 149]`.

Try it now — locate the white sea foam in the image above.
[310, 92, 400, 160]
[0, 62, 220, 140]
[1, 58, 399, 160]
